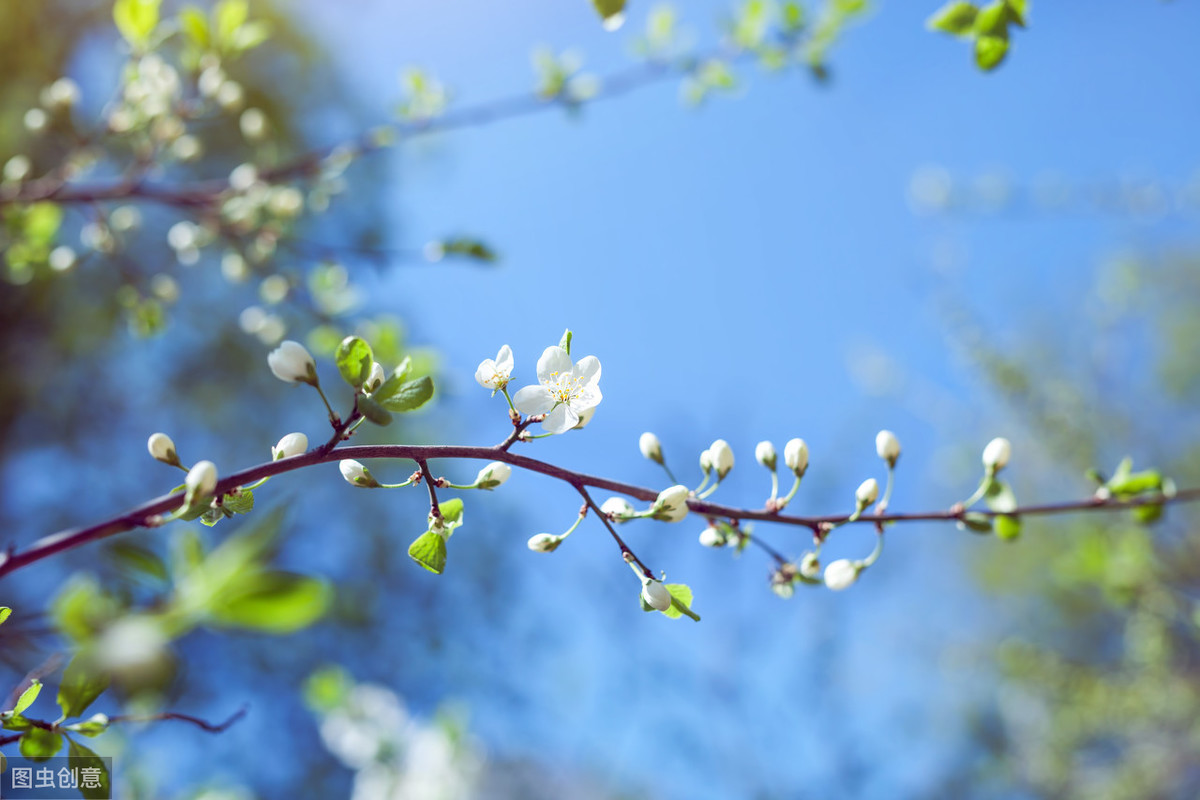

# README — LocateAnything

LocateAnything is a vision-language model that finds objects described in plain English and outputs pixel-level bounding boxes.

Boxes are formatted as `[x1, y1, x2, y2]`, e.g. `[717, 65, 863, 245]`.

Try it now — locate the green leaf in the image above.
[113, 0, 161, 48]
[0, 606, 10, 626]
[335, 335, 374, 388]
[179, 6, 210, 47]
[20, 726, 62, 762]
[781, 1, 805, 32]
[11, 680, 41, 715]
[214, 0, 248, 45]
[974, 33, 1009, 70]
[51, 576, 121, 642]
[440, 237, 498, 263]
[957, 512, 994, 533]
[372, 357, 414, 401]
[663, 584, 701, 621]
[439, 497, 464, 525]
[57, 656, 109, 720]
[304, 666, 351, 712]
[379, 375, 434, 412]
[67, 736, 111, 799]
[232, 19, 270, 51]
[558, 329, 573, 355]
[2, 714, 33, 731]
[984, 479, 1017, 513]
[995, 514, 1022, 541]
[1109, 469, 1163, 497]
[1004, 0, 1027, 26]
[973, 0, 1009, 34]
[591, 0, 626, 26]
[926, 1, 978, 35]
[210, 571, 332, 633]
[408, 531, 447, 574]
[64, 713, 110, 737]
[108, 541, 169, 582]
[1132, 503, 1163, 524]
[221, 488, 255, 516]
[357, 395, 394, 426]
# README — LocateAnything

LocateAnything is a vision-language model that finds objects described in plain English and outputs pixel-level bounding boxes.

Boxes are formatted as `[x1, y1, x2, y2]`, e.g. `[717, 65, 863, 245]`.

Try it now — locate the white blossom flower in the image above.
[601, 497, 634, 520]
[823, 559, 860, 591]
[527, 533, 561, 553]
[698, 526, 724, 547]
[272, 432, 308, 460]
[572, 406, 596, 429]
[475, 461, 511, 490]
[983, 437, 1012, 472]
[339, 459, 380, 488]
[147, 432, 178, 465]
[365, 361, 385, 392]
[784, 438, 809, 475]
[755, 440, 776, 470]
[875, 430, 901, 465]
[641, 577, 672, 611]
[512, 346, 602, 435]
[186, 460, 217, 497]
[709, 439, 734, 479]
[268, 340, 317, 384]
[639, 432, 663, 464]
[475, 345, 514, 394]
[855, 478, 879, 508]
[651, 484, 690, 522]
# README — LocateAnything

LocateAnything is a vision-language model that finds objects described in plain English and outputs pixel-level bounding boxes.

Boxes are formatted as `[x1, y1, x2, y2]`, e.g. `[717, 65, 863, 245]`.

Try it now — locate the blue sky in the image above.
[269, 1, 1200, 797]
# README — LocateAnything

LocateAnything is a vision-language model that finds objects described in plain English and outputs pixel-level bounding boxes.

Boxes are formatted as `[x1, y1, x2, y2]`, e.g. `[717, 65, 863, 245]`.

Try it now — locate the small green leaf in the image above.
[984, 479, 1017, 513]
[1004, 0, 1027, 26]
[2, 714, 33, 731]
[591, 0, 626, 26]
[57, 655, 110, 720]
[973, 0, 1009, 34]
[210, 572, 332, 633]
[12, 680, 41, 716]
[439, 497, 464, 525]
[0, 606, 10, 626]
[113, 0, 161, 48]
[781, 1, 804, 32]
[357, 395, 394, 426]
[408, 531, 447, 574]
[558, 329, 573, 355]
[107, 542, 169, 583]
[440, 238, 498, 263]
[379, 375, 434, 412]
[304, 666, 352, 713]
[372, 357, 414, 401]
[19, 726, 62, 761]
[995, 514, 1021, 541]
[232, 19, 270, 51]
[64, 713, 110, 737]
[1109, 469, 1163, 497]
[927, 1, 978, 35]
[975, 33, 1009, 70]
[214, 0, 248, 45]
[67, 736, 111, 799]
[663, 584, 701, 621]
[221, 488, 255, 516]
[335, 335, 374, 388]
[179, 6, 210, 47]
[957, 512, 994, 533]
[1132, 503, 1163, 524]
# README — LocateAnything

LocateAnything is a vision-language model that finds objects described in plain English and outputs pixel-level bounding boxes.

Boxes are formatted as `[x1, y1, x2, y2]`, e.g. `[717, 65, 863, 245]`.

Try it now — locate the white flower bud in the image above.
[527, 533, 561, 553]
[799, 552, 821, 579]
[41, 77, 81, 111]
[784, 438, 809, 476]
[698, 526, 724, 547]
[875, 430, 901, 465]
[699, 449, 713, 474]
[639, 432, 663, 464]
[641, 577, 673, 611]
[651, 484, 690, 522]
[983, 437, 1012, 472]
[601, 497, 634, 520]
[185, 460, 217, 497]
[339, 459, 380, 488]
[475, 461, 511, 489]
[365, 361, 385, 392]
[709, 439, 734, 479]
[755, 440, 777, 470]
[268, 340, 317, 384]
[147, 432, 179, 466]
[272, 432, 308, 460]
[823, 559, 860, 591]
[855, 478, 879, 508]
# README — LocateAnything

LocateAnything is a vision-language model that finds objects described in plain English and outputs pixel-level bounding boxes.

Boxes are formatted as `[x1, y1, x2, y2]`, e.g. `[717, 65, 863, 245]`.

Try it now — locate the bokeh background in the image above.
[3, 1, 1200, 798]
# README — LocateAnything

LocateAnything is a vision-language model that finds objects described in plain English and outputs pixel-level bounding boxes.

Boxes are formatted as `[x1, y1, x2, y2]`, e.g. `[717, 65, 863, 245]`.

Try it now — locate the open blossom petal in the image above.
[475, 345, 514, 392]
[513, 345, 603, 434]
[513, 385, 554, 415]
